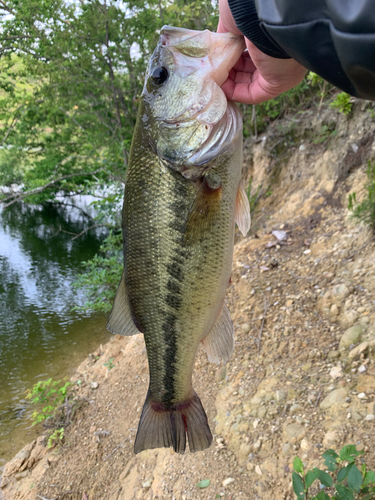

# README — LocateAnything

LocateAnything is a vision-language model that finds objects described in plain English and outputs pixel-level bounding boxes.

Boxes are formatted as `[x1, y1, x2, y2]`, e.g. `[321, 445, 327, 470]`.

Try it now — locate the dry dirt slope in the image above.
[1, 99, 375, 500]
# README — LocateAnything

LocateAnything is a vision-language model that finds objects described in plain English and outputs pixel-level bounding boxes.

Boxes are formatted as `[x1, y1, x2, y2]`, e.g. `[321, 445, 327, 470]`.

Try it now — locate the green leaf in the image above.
[347, 464, 362, 492]
[293, 457, 304, 474]
[363, 471, 375, 487]
[196, 479, 210, 489]
[292, 472, 305, 500]
[335, 484, 354, 500]
[322, 449, 338, 472]
[337, 464, 354, 483]
[314, 468, 333, 487]
[311, 493, 330, 500]
[305, 469, 319, 488]
[339, 445, 363, 462]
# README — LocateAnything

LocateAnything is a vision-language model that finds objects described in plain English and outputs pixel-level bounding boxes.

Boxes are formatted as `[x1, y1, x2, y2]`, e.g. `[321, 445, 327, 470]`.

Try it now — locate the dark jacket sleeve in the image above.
[227, 0, 375, 100]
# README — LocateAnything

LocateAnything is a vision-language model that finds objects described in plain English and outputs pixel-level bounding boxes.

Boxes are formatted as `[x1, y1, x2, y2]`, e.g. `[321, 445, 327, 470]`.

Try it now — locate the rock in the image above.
[329, 364, 343, 379]
[349, 342, 369, 359]
[358, 365, 367, 373]
[255, 466, 262, 476]
[246, 462, 255, 472]
[222, 477, 235, 487]
[358, 392, 367, 399]
[365, 414, 375, 421]
[320, 388, 348, 409]
[328, 350, 340, 359]
[275, 390, 286, 402]
[253, 439, 262, 451]
[215, 366, 227, 382]
[300, 439, 310, 451]
[357, 375, 375, 393]
[238, 443, 252, 465]
[332, 284, 350, 305]
[340, 310, 359, 329]
[142, 479, 152, 489]
[330, 304, 339, 321]
[284, 423, 306, 440]
[282, 443, 292, 455]
[289, 404, 301, 414]
[91, 382, 99, 389]
[242, 323, 251, 334]
[323, 431, 339, 448]
[339, 324, 363, 350]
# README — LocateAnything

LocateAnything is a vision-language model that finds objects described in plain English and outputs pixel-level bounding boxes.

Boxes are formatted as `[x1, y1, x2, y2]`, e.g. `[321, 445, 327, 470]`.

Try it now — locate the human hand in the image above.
[218, 0, 307, 105]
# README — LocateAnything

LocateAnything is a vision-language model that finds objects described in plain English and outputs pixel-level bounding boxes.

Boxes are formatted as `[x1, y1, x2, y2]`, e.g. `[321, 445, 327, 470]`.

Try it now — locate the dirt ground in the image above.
[1, 100, 375, 500]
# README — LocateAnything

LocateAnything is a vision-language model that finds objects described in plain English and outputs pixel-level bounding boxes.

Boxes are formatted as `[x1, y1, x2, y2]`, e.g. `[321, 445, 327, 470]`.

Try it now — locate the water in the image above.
[0, 197, 112, 471]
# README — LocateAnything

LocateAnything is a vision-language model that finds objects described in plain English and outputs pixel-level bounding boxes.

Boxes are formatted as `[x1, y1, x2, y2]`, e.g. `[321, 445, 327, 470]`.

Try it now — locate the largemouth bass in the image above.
[107, 26, 250, 454]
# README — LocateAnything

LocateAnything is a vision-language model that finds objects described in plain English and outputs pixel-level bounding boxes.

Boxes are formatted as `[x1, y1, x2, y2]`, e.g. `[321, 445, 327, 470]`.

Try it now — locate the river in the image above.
[0, 197, 112, 473]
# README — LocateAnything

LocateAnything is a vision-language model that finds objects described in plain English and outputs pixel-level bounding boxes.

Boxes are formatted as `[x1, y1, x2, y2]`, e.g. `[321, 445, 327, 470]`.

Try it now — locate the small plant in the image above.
[348, 162, 375, 231]
[245, 178, 261, 214]
[292, 444, 375, 499]
[330, 92, 353, 115]
[26, 378, 72, 425]
[313, 125, 338, 145]
[47, 428, 64, 449]
[104, 357, 115, 371]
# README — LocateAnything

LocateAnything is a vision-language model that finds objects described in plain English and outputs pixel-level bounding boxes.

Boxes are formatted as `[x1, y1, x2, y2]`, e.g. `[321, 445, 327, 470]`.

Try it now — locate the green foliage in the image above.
[104, 357, 115, 371]
[330, 93, 353, 115]
[0, 0, 218, 206]
[313, 125, 337, 145]
[292, 444, 374, 500]
[72, 230, 123, 313]
[47, 428, 64, 449]
[26, 378, 72, 425]
[348, 162, 375, 231]
[196, 479, 210, 489]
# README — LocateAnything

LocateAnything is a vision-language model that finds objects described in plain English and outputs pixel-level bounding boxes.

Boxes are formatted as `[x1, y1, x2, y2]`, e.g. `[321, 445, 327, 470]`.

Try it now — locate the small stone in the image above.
[300, 439, 310, 451]
[290, 404, 301, 414]
[282, 443, 292, 455]
[358, 392, 367, 399]
[357, 443, 365, 452]
[339, 324, 363, 350]
[285, 423, 306, 440]
[349, 342, 369, 359]
[332, 284, 350, 304]
[302, 362, 312, 372]
[323, 431, 339, 448]
[215, 366, 227, 382]
[320, 388, 348, 409]
[358, 365, 367, 374]
[242, 323, 251, 334]
[365, 414, 375, 421]
[328, 350, 340, 359]
[142, 479, 152, 489]
[246, 462, 255, 472]
[253, 419, 260, 429]
[222, 477, 235, 487]
[329, 364, 343, 379]
[91, 382, 99, 389]
[253, 439, 262, 451]
[275, 390, 286, 402]
[255, 466, 262, 476]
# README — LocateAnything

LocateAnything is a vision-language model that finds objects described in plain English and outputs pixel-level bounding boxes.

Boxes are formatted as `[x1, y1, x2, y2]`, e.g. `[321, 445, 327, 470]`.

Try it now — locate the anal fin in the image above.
[235, 184, 251, 236]
[202, 302, 234, 364]
[106, 271, 141, 336]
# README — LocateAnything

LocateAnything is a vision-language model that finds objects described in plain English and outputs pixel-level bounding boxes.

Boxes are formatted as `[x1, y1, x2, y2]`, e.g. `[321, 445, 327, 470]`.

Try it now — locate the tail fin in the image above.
[134, 390, 212, 454]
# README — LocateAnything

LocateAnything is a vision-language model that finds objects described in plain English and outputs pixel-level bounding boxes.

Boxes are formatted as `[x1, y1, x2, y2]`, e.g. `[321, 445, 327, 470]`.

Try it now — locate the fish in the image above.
[107, 26, 250, 455]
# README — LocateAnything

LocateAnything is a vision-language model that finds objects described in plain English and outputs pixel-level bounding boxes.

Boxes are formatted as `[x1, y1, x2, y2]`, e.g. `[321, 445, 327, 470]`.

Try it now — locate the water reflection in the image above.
[0, 198, 112, 468]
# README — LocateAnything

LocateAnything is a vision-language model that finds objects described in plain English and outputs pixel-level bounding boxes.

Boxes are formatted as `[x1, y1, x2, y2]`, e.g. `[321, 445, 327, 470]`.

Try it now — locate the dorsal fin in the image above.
[106, 272, 141, 336]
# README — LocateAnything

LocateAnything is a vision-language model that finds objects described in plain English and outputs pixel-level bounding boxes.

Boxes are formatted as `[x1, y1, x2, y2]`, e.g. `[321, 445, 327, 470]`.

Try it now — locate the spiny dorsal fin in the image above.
[106, 272, 141, 336]
[235, 185, 251, 236]
[202, 302, 234, 364]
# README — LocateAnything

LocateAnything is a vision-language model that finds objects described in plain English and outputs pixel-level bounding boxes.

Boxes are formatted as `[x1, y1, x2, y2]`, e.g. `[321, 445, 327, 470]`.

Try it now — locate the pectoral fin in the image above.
[106, 272, 141, 336]
[202, 302, 234, 364]
[235, 185, 251, 236]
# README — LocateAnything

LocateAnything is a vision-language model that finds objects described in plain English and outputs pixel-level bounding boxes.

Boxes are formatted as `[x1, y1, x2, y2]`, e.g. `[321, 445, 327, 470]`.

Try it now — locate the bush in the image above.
[348, 162, 375, 231]
[292, 444, 375, 499]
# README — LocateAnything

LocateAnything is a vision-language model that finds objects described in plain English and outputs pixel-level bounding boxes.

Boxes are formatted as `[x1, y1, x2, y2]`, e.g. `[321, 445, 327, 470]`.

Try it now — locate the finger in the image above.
[221, 77, 278, 105]
[231, 54, 257, 74]
[218, 0, 241, 35]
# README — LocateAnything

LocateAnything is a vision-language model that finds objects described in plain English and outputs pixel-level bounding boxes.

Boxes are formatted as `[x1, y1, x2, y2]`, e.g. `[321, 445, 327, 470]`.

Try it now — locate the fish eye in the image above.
[151, 66, 169, 85]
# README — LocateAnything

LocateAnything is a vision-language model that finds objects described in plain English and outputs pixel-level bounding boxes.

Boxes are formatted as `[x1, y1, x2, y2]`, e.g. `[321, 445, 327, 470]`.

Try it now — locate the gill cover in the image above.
[143, 26, 245, 176]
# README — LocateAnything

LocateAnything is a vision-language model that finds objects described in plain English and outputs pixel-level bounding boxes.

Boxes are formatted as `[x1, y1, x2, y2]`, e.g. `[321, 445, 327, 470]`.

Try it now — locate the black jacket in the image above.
[228, 0, 375, 100]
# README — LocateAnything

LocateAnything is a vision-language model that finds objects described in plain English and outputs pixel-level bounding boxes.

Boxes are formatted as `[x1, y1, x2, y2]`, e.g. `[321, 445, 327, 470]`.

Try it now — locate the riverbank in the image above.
[2, 99, 375, 499]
